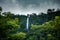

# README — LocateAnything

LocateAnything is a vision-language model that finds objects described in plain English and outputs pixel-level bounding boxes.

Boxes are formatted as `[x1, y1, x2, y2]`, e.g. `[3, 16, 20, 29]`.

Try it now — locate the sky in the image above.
[0, 0, 60, 15]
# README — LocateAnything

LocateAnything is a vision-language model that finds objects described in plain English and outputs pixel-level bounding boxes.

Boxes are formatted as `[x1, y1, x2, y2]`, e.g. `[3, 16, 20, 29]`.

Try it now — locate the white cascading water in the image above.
[26, 14, 30, 31]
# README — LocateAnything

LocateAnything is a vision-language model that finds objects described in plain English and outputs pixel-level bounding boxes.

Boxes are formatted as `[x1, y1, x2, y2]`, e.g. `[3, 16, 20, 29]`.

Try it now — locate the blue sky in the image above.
[0, 0, 60, 15]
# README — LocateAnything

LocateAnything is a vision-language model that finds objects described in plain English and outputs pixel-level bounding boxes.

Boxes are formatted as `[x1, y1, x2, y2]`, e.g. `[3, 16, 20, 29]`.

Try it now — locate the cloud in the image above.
[12, 0, 16, 3]
[0, 0, 60, 15]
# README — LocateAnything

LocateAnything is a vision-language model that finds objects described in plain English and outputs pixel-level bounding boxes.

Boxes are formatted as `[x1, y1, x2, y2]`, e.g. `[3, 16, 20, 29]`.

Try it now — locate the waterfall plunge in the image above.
[26, 14, 30, 31]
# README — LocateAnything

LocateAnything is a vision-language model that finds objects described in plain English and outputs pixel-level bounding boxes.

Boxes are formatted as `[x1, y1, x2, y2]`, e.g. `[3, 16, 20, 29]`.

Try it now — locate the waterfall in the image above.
[26, 14, 30, 31]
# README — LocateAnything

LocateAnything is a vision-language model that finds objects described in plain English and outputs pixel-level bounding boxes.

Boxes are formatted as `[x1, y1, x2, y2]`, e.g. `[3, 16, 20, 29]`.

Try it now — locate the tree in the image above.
[0, 12, 20, 40]
[10, 32, 26, 40]
[0, 7, 2, 15]
[30, 16, 60, 40]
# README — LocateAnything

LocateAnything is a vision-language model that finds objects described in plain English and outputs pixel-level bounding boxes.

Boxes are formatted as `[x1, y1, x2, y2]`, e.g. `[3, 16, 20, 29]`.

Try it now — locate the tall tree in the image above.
[0, 7, 2, 15]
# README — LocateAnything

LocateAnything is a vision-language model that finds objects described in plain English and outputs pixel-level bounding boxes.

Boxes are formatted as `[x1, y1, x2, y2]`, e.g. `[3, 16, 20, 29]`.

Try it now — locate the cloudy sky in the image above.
[0, 0, 60, 15]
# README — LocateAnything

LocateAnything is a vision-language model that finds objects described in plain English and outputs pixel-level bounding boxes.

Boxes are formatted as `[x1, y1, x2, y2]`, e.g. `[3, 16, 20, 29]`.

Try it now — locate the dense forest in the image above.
[0, 7, 60, 40]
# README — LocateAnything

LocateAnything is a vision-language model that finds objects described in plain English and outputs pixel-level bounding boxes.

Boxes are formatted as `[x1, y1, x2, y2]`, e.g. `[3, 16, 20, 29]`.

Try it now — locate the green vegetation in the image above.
[9, 32, 26, 40]
[0, 7, 60, 40]
[30, 16, 60, 40]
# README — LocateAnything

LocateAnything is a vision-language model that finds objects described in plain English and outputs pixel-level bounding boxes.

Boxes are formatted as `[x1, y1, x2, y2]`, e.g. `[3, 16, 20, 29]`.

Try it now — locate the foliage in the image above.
[0, 7, 60, 40]
[10, 32, 26, 40]
[7, 18, 20, 29]
[30, 16, 60, 40]
[0, 11, 20, 39]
